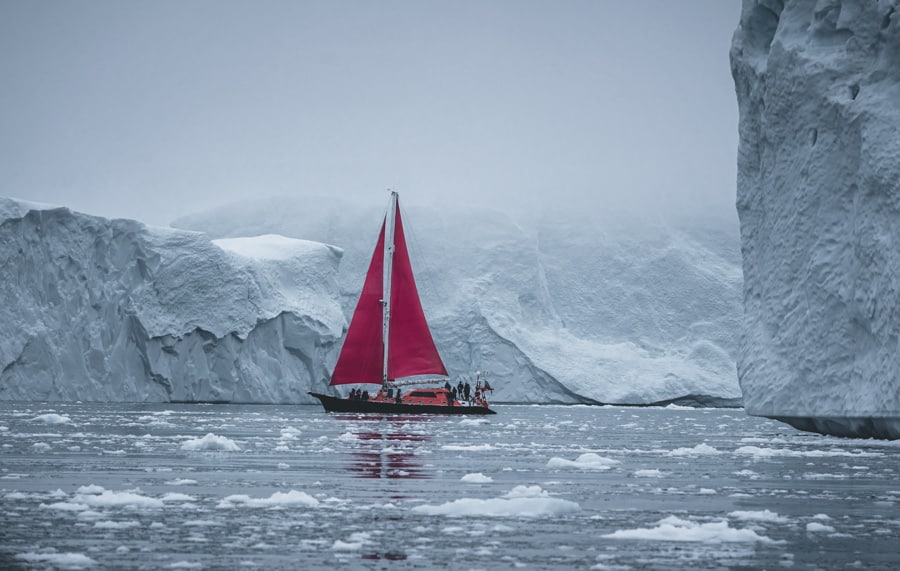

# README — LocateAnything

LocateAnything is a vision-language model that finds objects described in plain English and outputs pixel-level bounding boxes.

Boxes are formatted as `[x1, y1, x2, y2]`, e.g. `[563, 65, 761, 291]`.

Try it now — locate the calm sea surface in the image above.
[1, 403, 899, 570]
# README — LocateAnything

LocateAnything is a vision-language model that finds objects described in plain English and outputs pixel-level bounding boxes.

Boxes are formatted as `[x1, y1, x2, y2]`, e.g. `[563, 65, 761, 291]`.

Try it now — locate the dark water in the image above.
[1, 403, 899, 570]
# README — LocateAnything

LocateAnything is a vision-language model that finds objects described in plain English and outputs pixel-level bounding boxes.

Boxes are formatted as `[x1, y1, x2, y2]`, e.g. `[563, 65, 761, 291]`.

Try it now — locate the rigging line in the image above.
[402, 203, 441, 320]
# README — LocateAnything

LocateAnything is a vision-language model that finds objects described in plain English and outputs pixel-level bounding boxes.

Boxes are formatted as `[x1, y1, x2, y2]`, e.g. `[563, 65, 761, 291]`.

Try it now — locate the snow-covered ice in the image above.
[602, 516, 779, 544]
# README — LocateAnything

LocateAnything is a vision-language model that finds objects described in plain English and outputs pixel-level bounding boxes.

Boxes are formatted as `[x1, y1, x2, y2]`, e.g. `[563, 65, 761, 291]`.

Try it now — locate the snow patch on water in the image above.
[181, 433, 240, 452]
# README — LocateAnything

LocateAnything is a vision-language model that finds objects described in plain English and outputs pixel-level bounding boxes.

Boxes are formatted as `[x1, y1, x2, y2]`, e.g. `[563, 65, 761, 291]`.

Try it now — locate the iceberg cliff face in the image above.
[0, 198, 345, 402]
[174, 197, 743, 404]
[732, 1, 900, 437]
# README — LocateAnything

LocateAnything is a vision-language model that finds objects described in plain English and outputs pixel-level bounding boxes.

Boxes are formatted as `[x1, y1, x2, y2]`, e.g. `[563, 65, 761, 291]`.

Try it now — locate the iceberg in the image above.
[174, 195, 743, 404]
[732, 1, 900, 437]
[0, 197, 345, 402]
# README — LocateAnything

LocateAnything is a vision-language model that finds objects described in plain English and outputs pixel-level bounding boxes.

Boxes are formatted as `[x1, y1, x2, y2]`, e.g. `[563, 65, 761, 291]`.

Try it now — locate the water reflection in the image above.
[337, 415, 433, 479]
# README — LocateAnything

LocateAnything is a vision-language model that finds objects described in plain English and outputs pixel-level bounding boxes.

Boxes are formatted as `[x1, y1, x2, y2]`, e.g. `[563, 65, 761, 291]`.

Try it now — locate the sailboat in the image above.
[309, 192, 495, 415]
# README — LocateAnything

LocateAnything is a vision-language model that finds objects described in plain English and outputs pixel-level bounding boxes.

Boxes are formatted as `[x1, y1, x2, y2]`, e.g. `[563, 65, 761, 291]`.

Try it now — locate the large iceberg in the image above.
[732, 1, 900, 437]
[0, 197, 345, 402]
[174, 196, 743, 405]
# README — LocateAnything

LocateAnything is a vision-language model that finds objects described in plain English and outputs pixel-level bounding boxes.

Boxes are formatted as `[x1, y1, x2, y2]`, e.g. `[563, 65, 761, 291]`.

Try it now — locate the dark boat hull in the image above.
[308, 392, 496, 415]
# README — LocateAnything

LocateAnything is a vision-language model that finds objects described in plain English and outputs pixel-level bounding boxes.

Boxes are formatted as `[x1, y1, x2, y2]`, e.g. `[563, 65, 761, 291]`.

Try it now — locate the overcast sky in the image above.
[0, 1, 741, 226]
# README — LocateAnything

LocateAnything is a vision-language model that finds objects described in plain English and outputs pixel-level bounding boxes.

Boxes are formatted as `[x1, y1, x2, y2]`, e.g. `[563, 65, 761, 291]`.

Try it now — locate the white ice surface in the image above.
[0, 197, 345, 403]
[731, 0, 900, 428]
[180, 433, 240, 452]
[411, 485, 579, 518]
[602, 516, 779, 544]
[173, 196, 742, 404]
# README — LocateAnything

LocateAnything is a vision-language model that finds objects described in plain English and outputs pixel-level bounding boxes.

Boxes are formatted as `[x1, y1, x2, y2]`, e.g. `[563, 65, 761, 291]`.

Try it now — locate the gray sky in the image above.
[0, 0, 741, 226]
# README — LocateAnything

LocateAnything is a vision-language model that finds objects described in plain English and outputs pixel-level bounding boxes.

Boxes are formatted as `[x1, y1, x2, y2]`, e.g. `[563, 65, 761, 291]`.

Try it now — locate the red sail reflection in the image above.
[337, 415, 433, 480]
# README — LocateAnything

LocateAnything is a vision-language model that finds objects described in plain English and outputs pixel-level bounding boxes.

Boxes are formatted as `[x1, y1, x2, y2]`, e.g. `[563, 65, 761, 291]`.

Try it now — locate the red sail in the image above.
[329, 222, 386, 385]
[330, 199, 448, 385]
[388, 204, 448, 379]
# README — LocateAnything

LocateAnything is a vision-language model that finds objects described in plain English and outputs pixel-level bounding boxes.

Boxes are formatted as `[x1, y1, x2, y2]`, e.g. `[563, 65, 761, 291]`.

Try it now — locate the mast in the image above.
[381, 191, 398, 389]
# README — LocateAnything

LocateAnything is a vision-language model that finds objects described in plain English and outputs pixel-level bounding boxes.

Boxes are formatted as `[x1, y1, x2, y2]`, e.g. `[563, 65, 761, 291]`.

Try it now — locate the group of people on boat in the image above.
[348, 388, 370, 401]
[444, 378, 492, 406]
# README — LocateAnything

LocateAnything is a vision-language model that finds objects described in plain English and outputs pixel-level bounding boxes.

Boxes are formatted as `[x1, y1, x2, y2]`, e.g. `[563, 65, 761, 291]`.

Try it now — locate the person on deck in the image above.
[395, 389, 402, 404]
[362, 390, 369, 401]
[457, 381, 464, 396]
[463, 382, 471, 402]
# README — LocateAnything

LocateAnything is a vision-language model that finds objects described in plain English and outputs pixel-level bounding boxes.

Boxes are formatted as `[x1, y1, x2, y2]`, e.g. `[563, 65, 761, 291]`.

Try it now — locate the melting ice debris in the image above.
[461, 473, 493, 483]
[633, 469, 665, 478]
[806, 522, 836, 533]
[728, 510, 789, 524]
[547, 453, 620, 470]
[332, 532, 373, 551]
[602, 516, 780, 544]
[29, 413, 72, 424]
[180, 433, 240, 452]
[733, 446, 881, 459]
[411, 485, 579, 518]
[665, 443, 721, 457]
[15, 552, 98, 568]
[216, 490, 320, 509]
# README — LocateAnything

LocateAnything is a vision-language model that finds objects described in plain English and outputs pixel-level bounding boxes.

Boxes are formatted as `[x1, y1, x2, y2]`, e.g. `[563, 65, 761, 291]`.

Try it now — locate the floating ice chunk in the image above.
[166, 479, 198, 486]
[811, 513, 832, 520]
[337, 432, 358, 442]
[217, 490, 319, 509]
[94, 520, 141, 529]
[411, 485, 579, 518]
[698, 488, 717, 495]
[30, 413, 72, 424]
[602, 516, 780, 544]
[183, 519, 224, 527]
[547, 453, 620, 470]
[167, 562, 202, 569]
[180, 433, 240, 452]
[459, 418, 489, 426]
[278, 463, 290, 469]
[633, 469, 665, 478]
[32, 442, 51, 452]
[806, 522, 836, 533]
[666, 443, 721, 456]
[442, 444, 495, 451]
[73, 490, 164, 509]
[161, 492, 195, 502]
[461, 473, 493, 483]
[40, 501, 89, 512]
[15, 552, 97, 568]
[734, 446, 880, 459]
[728, 510, 789, 523]
[332, 532, 372, 550]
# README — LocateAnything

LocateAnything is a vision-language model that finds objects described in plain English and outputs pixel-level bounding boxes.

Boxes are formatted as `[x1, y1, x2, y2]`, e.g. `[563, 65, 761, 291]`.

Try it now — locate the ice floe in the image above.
[602, 516, 780, 544]
[666, 443, 721, 456]
[734, 446, 880, 459]
[30, 413, 72, 425]
[217, 490, 319, 508]
[180, 433, 240, 452]
[632, 469, 665, 478]
[15, 552, 97, 568]
[411, 485, 579, 518]
[461, 473, 494, 483]
[727, 510, 789, 523]
[547, 453, 620, 470]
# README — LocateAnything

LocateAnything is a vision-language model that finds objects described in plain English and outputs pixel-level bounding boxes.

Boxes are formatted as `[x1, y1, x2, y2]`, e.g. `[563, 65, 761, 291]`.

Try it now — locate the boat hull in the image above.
[308, 392, 496, 415]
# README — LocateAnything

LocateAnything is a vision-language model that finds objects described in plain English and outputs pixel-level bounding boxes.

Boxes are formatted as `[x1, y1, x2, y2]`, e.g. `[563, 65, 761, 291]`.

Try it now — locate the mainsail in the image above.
[330, 197, 448, 385]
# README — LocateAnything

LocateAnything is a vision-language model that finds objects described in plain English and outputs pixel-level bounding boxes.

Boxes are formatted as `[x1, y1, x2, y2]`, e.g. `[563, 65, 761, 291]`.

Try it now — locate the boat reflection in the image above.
[336, 415, 433, 479]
